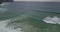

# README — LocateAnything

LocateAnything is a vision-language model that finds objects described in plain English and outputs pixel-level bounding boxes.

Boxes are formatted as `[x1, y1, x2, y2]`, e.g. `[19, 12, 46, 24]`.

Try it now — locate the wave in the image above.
[43, 16, 60, 24]
[0, 16, 25, 32]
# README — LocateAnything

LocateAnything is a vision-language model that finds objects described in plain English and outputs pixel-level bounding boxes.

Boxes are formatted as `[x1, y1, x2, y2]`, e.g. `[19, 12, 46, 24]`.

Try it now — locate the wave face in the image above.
[0, 15, 60, 32]
[0, 15, 40, 32]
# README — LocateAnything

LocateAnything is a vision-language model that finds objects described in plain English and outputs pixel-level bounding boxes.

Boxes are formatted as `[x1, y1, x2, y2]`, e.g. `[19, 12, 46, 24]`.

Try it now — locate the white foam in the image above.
[0, 19, 24, 32]
[43, 16, 60, 24]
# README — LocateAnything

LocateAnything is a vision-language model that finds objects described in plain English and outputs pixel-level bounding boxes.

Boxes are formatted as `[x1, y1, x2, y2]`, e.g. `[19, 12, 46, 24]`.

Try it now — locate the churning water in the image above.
[0, 2, 60, 32]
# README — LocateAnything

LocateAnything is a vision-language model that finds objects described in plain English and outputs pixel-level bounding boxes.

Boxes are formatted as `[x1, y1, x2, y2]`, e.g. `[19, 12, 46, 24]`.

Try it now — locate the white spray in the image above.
[43, 16, 60, 24]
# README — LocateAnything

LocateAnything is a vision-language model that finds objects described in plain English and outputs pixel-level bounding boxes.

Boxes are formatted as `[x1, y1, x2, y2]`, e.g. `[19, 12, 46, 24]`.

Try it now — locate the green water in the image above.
[0, 2, 60, 32]
[6, 14, 60, 32]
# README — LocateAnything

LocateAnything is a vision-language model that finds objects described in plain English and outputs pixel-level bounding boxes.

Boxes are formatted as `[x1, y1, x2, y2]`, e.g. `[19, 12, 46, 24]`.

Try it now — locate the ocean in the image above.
[0, 2, 60, 32]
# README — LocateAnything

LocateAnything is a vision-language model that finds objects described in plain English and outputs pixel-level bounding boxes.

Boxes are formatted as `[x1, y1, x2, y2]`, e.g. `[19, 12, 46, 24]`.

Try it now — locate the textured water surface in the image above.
[0, 2, 60, 32]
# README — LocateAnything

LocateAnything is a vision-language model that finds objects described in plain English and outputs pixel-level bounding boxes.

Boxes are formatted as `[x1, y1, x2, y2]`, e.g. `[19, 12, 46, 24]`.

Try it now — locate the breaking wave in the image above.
[43, 16, 60, 24]
[0, 15, 39, 32]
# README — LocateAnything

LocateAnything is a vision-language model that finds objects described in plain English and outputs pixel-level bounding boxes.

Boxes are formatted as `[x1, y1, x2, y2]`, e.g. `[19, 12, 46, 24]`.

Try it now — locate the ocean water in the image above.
[0, 2, 60, 32]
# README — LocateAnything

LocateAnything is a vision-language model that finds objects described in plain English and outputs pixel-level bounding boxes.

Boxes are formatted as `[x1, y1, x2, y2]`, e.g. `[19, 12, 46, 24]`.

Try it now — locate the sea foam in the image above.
[43, 16, 60, 24]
